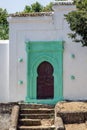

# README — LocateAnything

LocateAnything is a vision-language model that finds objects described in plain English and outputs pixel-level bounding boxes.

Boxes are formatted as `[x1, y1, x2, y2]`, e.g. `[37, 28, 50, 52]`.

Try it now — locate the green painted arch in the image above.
[32, 55, 57, 76]
[31, 55, 61, 99]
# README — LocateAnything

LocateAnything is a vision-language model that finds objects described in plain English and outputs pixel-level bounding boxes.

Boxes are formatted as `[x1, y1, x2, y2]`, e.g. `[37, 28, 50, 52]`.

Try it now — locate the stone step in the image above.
[20, 104, 55, 109]
[20, 113, 54, 119]
[18, 125, 55, 130]
[19, 119, 41, 126]
[20, 109, 54, 114]
[18, 104, 55, 130]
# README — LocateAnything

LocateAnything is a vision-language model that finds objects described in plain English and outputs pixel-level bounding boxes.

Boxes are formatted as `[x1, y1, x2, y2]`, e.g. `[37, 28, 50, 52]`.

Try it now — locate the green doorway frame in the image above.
[25, 41, 64, 104]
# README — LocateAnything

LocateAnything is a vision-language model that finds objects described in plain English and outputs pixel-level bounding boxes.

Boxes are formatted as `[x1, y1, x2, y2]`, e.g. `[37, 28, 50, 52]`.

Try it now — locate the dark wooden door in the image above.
[37, 61, 54, 99]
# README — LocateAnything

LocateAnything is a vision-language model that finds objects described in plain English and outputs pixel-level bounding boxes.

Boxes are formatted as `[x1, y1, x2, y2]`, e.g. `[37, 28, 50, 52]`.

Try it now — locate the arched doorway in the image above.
[26, 41, 63, 104]
[37, 61, 54, 99]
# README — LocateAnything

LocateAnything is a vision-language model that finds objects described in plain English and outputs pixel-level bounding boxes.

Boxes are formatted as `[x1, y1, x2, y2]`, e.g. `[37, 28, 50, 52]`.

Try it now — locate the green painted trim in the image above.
[71, 75, 75, 80]
[25, 97, 64, 105]
[18, 80, 23, 85]
[18, 58, 23, 62]
[71, 54, 75, 59]
[25, 41, 64, 52]
[25, 41, 63, 104]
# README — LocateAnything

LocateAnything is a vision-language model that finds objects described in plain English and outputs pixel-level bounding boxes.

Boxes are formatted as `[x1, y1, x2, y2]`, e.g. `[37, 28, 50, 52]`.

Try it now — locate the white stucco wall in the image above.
[64, 43, 87, 100]
[7, 2, 87, 102]
[0, 40, 9, 102]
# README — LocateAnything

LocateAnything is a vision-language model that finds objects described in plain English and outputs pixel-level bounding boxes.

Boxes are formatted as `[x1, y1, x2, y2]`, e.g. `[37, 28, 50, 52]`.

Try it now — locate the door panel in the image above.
[37, 61, 54, 99]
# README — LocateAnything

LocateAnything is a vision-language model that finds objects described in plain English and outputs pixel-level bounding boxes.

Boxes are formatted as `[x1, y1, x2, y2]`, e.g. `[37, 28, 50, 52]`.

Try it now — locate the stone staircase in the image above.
[17, 104, 55, 130]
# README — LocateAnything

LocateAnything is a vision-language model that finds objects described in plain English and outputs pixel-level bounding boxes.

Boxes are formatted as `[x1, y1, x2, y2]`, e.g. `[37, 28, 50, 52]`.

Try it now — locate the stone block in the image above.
[55, 116, 65, 130]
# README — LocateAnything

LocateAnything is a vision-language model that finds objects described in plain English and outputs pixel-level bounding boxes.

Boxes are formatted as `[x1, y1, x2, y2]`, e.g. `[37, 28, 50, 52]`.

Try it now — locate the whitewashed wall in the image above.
[8, 3, 87, 102]
[0, 40, 9, 102]
[64, 43, 87, 100]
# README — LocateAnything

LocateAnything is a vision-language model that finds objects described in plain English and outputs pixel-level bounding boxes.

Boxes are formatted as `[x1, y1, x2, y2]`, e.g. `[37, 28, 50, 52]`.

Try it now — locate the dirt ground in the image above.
[65, 123, 87, 130]
[0, 114, 11, 130]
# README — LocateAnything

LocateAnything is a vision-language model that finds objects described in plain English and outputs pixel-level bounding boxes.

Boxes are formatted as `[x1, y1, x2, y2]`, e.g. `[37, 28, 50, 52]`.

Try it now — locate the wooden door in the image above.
[37, 61, 54, 99]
